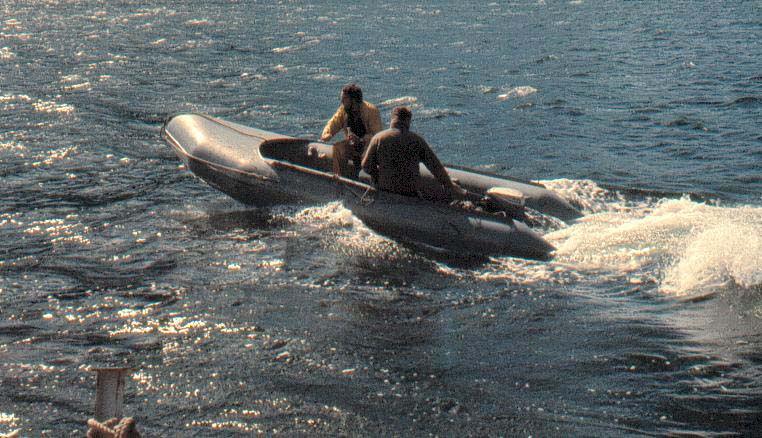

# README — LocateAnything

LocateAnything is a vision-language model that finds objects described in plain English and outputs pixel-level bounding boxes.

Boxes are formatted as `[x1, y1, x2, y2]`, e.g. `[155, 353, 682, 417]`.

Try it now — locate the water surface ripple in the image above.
[1, 1, 761, 436]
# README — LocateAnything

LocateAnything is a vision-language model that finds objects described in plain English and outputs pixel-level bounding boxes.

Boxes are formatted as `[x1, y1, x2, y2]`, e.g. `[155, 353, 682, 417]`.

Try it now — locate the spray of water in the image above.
[541, 181, 762, 296]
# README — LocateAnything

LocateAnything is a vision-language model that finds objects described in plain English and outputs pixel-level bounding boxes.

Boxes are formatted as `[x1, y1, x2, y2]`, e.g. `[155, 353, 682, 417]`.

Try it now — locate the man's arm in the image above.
[361, 137, 380, 183]
[418, 137, 453, 187]
[418, 137, 466, 198]
[320, 106, 346, 142]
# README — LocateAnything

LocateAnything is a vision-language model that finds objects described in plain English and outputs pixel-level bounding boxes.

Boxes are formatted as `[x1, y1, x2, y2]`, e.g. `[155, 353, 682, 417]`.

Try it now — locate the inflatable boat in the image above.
[161, 113, 582, 260]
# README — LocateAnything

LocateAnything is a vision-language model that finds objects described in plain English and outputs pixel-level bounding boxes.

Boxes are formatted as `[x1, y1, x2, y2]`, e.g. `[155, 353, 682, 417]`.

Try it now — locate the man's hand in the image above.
[347, 131, 361, 146]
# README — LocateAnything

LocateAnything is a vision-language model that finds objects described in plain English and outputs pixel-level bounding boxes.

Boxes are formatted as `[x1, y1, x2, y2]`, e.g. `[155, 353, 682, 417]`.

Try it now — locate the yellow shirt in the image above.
[320, 101, 384, 144]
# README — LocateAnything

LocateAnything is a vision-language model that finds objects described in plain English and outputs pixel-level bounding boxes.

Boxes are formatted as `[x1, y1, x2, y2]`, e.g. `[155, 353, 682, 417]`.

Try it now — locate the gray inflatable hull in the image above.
[161, 113, 578, 259]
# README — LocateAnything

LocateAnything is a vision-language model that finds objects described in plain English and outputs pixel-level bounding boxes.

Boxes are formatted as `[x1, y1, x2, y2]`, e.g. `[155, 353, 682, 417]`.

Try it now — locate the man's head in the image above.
[340, 84, 363, 111]
[391, 106, 412, 130]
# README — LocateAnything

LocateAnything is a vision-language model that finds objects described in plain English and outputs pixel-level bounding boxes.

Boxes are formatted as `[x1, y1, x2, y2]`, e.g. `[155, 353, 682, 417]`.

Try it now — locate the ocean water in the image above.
[1, 0, 761, 436]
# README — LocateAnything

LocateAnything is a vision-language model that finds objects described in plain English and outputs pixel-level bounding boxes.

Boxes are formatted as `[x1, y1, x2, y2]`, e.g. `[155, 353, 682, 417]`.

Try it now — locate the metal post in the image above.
[93, 368, 131, 421]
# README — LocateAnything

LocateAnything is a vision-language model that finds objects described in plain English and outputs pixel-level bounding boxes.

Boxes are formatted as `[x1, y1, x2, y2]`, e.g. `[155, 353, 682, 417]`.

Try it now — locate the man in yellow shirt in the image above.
[320, 84, 383, 179]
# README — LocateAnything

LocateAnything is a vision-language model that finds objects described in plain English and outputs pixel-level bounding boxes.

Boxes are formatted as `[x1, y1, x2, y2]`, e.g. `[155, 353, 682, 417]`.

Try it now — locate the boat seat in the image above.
[261, 138, 333, 173]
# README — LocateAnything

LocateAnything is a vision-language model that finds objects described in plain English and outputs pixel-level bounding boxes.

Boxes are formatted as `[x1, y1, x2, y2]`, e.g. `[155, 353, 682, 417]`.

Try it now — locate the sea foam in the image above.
[498, 86, 537, 100]
[380, 96, 418, 106]
[474, 179, 762, 296]
[544, 187, 762, 295]
[661, 209, 762, 294]
[0, 47, 15, 59]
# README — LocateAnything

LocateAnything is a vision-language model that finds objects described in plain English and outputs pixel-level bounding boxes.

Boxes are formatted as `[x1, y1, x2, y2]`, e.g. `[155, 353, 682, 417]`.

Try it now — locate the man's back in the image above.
[362, 128, 450, 197]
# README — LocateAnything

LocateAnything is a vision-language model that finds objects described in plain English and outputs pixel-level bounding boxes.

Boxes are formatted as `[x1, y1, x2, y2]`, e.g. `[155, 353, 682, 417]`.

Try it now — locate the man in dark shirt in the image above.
[362, 106, 465, 198]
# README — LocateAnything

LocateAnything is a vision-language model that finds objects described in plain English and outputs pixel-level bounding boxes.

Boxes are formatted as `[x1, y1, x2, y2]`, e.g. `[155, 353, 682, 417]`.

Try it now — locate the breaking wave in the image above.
[380, 96, 418, 107]
[498, 86, 538, 100]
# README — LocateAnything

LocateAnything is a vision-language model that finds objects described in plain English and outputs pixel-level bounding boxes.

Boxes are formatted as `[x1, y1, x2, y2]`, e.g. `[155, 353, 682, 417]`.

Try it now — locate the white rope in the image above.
[86, 417, 141, 438]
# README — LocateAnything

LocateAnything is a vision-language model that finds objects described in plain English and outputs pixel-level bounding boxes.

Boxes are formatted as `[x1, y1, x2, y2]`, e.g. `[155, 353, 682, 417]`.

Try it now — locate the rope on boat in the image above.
[86, 417, 141, 438]
[340, 180, 375, 206]
[358, 186, 374, 205]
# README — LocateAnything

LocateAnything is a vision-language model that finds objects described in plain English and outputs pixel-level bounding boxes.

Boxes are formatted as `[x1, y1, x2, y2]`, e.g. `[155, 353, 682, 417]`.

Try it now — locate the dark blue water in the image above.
[1, 1, 761, 436]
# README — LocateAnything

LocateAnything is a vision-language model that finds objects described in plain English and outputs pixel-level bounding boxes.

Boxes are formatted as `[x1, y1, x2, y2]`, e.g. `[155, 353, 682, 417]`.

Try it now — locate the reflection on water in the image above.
[2, 0, 762, 435]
